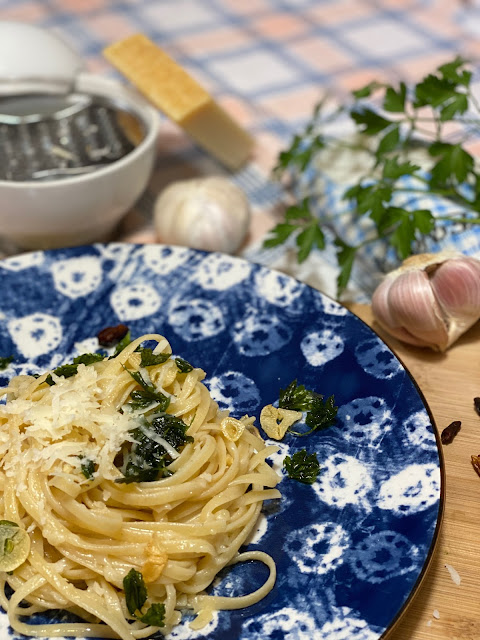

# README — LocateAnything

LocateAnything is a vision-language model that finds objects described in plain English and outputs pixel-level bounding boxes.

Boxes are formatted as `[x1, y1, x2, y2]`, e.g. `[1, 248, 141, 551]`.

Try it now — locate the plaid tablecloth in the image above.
[2, 0, 480, 300]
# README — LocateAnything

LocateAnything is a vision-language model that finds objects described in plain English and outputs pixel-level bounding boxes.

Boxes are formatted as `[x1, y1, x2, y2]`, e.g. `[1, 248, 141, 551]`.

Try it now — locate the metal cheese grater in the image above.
[0, 92, 146, 182]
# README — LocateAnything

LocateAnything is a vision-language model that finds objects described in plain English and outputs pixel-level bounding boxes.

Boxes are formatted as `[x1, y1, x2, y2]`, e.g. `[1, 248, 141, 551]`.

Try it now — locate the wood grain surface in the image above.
[347, 304, 480, 640]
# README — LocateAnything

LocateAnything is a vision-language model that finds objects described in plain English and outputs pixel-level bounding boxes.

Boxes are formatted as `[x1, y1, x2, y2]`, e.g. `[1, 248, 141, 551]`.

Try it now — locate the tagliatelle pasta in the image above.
[0, 334, 281, 639]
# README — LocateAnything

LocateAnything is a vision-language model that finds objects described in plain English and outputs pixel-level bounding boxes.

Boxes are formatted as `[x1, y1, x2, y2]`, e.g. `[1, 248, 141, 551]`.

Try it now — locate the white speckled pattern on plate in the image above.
[0, 244, 444, 640]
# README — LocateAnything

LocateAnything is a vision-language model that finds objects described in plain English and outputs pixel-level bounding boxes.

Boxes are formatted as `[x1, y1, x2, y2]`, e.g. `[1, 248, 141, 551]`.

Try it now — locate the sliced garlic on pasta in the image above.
[221, 417, 245, 442]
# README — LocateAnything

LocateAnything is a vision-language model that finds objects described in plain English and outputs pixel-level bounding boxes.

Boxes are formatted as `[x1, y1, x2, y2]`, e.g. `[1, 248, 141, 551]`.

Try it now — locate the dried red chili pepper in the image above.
[440, 420, 461, 445]
[97, 324, 129, 347]
[471, 455, 480, 477]
[474, 397, 480, 416]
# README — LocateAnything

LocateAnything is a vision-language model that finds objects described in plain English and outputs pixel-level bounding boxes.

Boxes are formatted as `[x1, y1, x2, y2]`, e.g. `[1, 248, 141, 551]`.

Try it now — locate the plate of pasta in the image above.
[0, 243, 443, 640]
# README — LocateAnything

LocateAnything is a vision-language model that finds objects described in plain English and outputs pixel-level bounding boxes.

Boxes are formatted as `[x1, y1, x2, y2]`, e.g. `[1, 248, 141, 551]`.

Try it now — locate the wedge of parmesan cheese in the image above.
[103, 34, 254, 170]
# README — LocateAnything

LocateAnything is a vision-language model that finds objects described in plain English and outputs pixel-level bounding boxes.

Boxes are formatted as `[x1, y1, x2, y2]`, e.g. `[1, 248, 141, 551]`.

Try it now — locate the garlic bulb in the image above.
[153, 176, 251, 254]
[371, 251, 480, 351]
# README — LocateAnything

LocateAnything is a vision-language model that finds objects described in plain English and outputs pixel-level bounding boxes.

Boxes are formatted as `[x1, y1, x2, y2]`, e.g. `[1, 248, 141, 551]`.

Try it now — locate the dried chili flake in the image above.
[474, 397, 480, 417]
[471, 455, 480, 477]
[97, 324, 129, 347]
[440, 420, 461, 445]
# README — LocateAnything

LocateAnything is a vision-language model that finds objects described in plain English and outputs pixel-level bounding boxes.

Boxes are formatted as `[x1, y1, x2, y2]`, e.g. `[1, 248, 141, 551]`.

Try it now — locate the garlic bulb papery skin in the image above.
[153, 176, 251, 254]
[371, 251, 480, 351]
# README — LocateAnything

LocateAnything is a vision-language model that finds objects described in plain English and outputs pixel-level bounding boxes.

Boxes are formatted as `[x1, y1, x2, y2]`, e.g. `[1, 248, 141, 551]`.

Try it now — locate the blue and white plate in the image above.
[0, 244, 444, 640]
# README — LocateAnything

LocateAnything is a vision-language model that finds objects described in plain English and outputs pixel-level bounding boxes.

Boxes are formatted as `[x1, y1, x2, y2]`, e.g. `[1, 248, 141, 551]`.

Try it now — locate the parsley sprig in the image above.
[265, 56, 480, 295]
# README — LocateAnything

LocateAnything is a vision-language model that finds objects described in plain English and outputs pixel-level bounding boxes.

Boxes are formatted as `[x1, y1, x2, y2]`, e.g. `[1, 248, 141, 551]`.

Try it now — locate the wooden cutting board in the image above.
[348, 304, 480, 640]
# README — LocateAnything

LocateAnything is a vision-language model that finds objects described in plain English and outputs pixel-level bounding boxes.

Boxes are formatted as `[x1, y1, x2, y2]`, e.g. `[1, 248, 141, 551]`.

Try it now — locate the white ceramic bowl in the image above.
[0, 73, 160, 250]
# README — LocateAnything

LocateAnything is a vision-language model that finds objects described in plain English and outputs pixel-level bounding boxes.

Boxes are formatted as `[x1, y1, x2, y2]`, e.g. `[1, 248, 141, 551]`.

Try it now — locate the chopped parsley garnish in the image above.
[175, 357, 193, 373]
[128, 388, 170, 412]
[123, 569, 165, 627]
[125, 368, 171, 412]
[0, 356, 13, 371]
[73, 353, 104, 366]
[278, 380, 338, 436]
[115, 414, 193, 484]
[138, 603, 167, 626]
[283, 449, 320, 484]
[45, 353, 104, 385]
[80, 458, 96, 480]
[139, 348, 170, 367]
[45, 365, 77, 386]
[124, 568, 147, 615]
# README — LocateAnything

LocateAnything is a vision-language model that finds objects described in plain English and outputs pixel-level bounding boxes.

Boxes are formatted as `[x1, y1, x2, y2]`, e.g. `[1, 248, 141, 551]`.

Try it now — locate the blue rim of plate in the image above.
[355, 318, 445, 640]
[0, 243, 445, 640]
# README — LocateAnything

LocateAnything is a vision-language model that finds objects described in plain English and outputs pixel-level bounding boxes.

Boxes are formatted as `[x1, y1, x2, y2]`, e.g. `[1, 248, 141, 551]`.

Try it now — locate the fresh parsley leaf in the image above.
[305, 395, 338, 432]
[390, 217, 415, 259]
[414, 74, 457, 109]
[139, 348, 170, 367]
[335, 240, 357, 298]
[274, 133, 325, 174]
[387, 209, 433, 259]
[123, 569, 147, 616]
[285, 199, 311, 221]
[73, 353, 104, 366]
[283, 449, 320, 484]
[138, 602, 166, 626]
[429, 142, 474, 184]
[0, 356, 13, 371]
[383, 82, 407, 112]
[263, 222, 298, 248]
[437, 55, 471, 85]
[345, 183, 392, 218]
[264, 199, 324, 263]
[440, 92, 469, 121]
[376, 125, 400, 156]
[352, 80, 383, 99]
[175, 357, 193, 373]
[279, 380, 317, 411]
[382, 157, 420, 181]
[296, 222, 325, 263]
[350, 107, 393, 135]
[411, 208, 435, 234]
